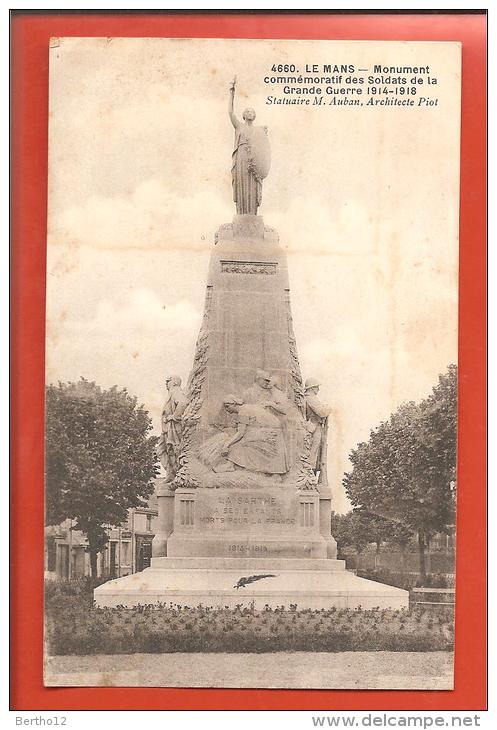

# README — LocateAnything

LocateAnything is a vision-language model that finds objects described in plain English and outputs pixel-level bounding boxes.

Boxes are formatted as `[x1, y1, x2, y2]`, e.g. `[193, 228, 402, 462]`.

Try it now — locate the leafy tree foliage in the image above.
[46, 379, 159, 577]
[343, 365, 457, 580]
[331, 511, 366, 555]
[331, 509, 413, 557]
[384, 519, 417, 560]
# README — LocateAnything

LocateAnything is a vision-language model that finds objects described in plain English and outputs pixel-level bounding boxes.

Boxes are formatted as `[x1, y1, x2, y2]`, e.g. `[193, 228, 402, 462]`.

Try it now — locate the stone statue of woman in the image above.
[229, 78, 271, 215]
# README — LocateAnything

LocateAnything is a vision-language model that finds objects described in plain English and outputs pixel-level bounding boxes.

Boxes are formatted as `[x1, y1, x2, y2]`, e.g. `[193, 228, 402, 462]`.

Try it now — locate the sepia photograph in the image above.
[43, 37, 461, 690]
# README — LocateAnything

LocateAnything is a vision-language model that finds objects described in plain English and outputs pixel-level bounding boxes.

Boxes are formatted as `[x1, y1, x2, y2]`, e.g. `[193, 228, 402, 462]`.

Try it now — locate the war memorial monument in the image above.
[95, 81, 408, 610]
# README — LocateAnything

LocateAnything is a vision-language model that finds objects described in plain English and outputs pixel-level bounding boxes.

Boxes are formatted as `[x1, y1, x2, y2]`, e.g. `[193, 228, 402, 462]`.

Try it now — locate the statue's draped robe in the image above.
[157, 385, 187, 480]
[232, 124, 263, 215]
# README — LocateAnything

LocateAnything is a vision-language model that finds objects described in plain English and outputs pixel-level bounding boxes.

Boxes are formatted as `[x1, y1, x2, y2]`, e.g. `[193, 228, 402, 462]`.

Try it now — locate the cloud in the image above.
[49, 179, 231, 253]
[46, 287, 203, 438]
[47, 285, 202, 356]
[271, 197, 387, 257]
[68, 288, 200, 332]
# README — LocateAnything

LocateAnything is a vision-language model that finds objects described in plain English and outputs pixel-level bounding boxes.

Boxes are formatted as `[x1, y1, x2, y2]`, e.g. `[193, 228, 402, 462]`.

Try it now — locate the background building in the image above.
[44, 494, 158, 580]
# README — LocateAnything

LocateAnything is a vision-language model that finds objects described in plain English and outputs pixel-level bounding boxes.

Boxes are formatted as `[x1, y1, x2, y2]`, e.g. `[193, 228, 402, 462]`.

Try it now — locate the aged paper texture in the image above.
[44, 38, 460, 689]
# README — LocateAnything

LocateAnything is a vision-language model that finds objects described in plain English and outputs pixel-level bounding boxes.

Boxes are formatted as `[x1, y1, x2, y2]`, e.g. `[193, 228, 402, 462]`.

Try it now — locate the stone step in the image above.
[150, 557, 346, 571]
[94, 565, 409, 610]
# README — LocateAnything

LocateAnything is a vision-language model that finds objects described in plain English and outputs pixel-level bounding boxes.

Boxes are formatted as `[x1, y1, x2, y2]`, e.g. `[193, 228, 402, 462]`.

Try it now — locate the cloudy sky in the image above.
[46, 38, 460, 512]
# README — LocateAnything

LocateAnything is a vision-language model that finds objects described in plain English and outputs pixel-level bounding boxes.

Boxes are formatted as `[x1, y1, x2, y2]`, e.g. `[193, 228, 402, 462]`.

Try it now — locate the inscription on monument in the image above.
[228, 544, 269, 554]
[220, 260, 278, 275]
[196, 492, 296, 529]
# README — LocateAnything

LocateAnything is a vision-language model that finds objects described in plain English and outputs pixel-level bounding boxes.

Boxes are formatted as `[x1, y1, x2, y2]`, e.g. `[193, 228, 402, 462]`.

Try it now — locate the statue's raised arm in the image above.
[228, 78, 240, 129]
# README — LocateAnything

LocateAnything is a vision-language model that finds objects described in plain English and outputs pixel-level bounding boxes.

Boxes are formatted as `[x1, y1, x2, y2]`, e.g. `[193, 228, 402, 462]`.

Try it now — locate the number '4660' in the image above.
[271, 64, 296, 73]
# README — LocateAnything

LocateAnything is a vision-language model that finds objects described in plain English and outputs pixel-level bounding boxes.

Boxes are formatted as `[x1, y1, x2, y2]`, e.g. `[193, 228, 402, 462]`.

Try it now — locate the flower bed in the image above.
[45, 580, 454, 655]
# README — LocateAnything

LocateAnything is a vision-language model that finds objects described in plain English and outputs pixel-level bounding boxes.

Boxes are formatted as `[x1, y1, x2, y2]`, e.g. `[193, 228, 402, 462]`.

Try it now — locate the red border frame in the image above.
[10, 12, 487, 711]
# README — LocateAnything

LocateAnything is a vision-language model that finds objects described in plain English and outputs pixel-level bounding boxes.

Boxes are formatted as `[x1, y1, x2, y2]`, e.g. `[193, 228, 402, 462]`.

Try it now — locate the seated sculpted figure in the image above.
[197, 394, 289, 478]
[222, 396, 289, 475]
[242, 369, 281, 406]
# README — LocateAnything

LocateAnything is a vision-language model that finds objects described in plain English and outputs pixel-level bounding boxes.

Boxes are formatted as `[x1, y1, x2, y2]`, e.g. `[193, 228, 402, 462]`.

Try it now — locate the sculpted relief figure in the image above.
[195, 371, 321, 486]
[269, 374, 306, 467]
[220, 395, 289, 478]
[242, 369, 283, 409]
[229, 78, 271, 215]
[157, 375, 187, 482]
[305, 377, 332, 485]
[196, 372, 291, 481]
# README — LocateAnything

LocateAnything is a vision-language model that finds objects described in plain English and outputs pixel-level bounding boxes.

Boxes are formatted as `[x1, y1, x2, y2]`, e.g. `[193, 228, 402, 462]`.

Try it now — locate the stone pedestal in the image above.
[95, 215, 409, 610]
[166, 486, 327, 559]
[319, 488, 338, 559]
[94, 556, 408, 609]
[151, 479, 175, 558]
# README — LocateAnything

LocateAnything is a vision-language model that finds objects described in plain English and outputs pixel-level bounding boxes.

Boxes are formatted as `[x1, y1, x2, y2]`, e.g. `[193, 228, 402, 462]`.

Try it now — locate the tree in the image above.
[343, 365, 457, 582]
[331, 509, 414, 566]
[331, 511, 369, 555]
[46, 379, 159, 577]
[385, 520, 416, 570]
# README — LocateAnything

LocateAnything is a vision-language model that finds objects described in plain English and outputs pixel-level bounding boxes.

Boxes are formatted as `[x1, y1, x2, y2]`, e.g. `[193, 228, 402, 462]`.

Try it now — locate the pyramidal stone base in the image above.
[94, 214, 410, 613]
[93, 557, 409, 610]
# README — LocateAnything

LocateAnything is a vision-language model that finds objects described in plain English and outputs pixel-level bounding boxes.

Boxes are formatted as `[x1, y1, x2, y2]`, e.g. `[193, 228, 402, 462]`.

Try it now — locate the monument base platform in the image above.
[94, 557, 408, 610]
